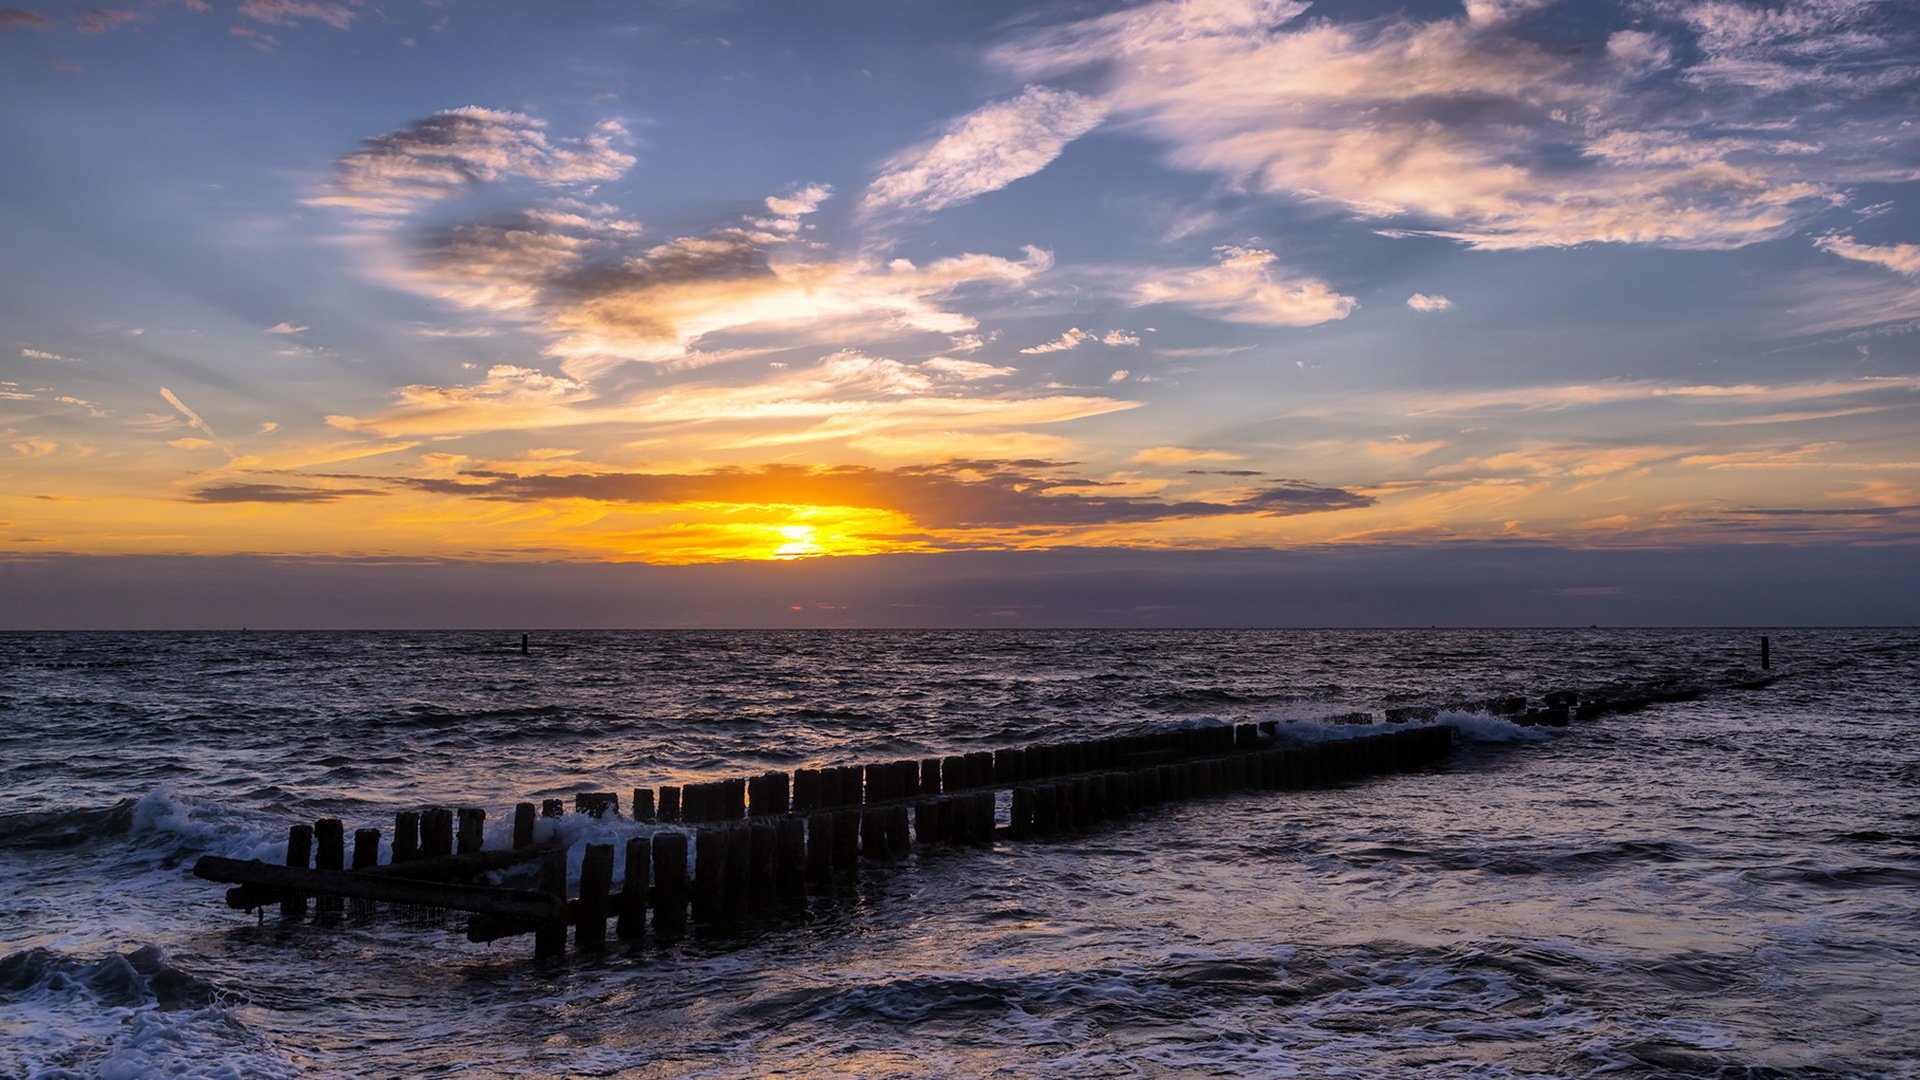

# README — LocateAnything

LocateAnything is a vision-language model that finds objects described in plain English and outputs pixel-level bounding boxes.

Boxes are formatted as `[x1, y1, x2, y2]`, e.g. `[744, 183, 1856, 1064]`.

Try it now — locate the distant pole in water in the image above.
[521, 633, 529, 656]
[1761, 635, 1770, 670]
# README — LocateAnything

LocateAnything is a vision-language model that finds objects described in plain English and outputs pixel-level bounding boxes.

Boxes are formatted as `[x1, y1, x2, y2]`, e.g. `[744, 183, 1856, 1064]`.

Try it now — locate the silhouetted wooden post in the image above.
[351, 827, 379, 918]
[314, 819, 344, 919]
[541, 799, 564, 819]
[722, 824, 750, 923]
[774, 816, 806, 901]
[632, 788, 655, 822]
[920, 758, 942, 794]
[422, 808, 454, 859]
[748, 820, 779, 913]
[692, 829, 724, 924]
[521, 633, 529, 655]
[831, 808, 860, 877]
[457, 808, 485, 854]
[805, 812, 835, 890]
[576, 843, 613, 952]
[618, 835, 649, 943]
[1761, 635, 1771, 669]
[513, 803, 536, 849]
[282, 824, 311, 920]
[659, 786, 681, 822]
[652, 832, 688, 938]
[392, 811, 419, 864]
[534, 848, 567, 960]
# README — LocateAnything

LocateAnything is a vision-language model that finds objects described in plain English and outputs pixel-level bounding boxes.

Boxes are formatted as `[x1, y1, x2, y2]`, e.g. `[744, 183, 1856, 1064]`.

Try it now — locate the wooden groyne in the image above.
[195, 719, 1449, 959]
[193, 669, 1776, 960]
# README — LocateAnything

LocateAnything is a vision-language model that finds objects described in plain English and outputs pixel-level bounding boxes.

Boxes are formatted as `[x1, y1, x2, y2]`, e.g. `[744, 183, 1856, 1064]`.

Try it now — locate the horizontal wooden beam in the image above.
[194, 856, 564, 922]
[222, 842, 564, 910]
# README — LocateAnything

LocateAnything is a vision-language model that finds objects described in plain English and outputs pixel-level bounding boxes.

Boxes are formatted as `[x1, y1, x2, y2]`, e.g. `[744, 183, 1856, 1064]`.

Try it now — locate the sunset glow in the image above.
[3, 0, 1918, 623]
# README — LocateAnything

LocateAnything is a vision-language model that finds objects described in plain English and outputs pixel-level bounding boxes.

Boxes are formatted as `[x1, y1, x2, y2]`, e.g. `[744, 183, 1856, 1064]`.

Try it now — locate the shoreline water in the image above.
[4, 628, 1916, 1077]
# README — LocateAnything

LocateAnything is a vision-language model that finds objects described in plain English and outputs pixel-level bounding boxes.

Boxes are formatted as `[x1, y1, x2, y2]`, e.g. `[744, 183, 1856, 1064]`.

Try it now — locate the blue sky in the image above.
[2, 0, 1918, 624]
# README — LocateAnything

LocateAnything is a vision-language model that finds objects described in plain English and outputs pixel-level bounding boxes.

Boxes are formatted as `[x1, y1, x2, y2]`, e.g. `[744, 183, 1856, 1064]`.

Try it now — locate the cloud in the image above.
[187, 482, 386, 503]
[76, 8, 137, 33]
[159, 387, 233, 456]
[1136, 246, 1356, 326]
[326, 351, 1132, 447]
[1407, 293, 1454, 312]
[21, 348, 81, 362]
[398, 459, 1372, 529]
[1022, 327, 1095, 353]
[1816, 235, 1920, 275]
[1398, 375, 1920, 416]
[998, 0, 1915, 250]
[310, 108, 633, 218]
[921, 357, 1015, 380]
[237, 0, 361, 30]
[863, 86, 1107, 217]
[0, 9, 52, 30]
[265, 321, 311, 334]
[1132, 446, 1244, 465]
[1020, 327, 1143, 353]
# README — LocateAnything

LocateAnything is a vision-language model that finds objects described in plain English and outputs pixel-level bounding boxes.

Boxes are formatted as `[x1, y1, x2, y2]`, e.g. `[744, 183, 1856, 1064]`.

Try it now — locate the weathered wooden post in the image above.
[920, 758, 942, 795]
[422, 808, 454, 859]
[456, 808, 485, 854]
[541, 799, 564, 819]
[350, 827, 379, 918]
[575, 793, 618, 819]
[282, 823, 312, 920]
[618, 836, 649, 943]
[314, 819, 344, 919]
[722, 824, 751, 923]
[1761, 635, 1771, 670]
[392, 811, 419, 864]
[831, 808, 860, 877]
[748, 820, 779, 913]
[513, 803, 536, 849]
[861, 806, 889, 860]
[576, 843, 614, 952]
[651, 832, 688, 938]
[632, 788, 656, 822]
[805, 812, 835, 890]
[793, 768, 821, 813]
[658, 786, 681, 823]
[692, 829, 725, 924]
[774, 816, 807, 901]
[534, 848, 567, 960]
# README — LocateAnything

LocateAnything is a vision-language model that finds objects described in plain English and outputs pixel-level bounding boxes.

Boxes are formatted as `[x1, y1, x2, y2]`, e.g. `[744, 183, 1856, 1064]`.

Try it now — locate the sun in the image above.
[771, 524, 823, 560]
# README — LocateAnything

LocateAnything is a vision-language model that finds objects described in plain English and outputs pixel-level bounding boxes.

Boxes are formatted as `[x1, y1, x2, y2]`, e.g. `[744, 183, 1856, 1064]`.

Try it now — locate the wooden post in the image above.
[422, 808, 454, 859]
[831, 808, 860, 877]
[886, 805, 911, 858]
[722, 778, 747, 820]
[314, 819, 344, 919]
[1761, 635, 1771, 670]
[541, 799, 564, 819]
[722, 824, 750, 923]
[632, 788, 655, 822]
[618, 836, 649, 943]
[513, 803, 536, 849]
[942, 754, 967, 791]
[793, 768, 821, 813]
[456, 808, 486, 854]
[534, 848, 567, 960]
[774, 817, 807, 901]
[521, 632, 529, 655]
[1011, 788, 1034, 837]
[920, 758, 942, 795]
[392, 811, 419, 864]
[282, 824, 311, 920]
[805, 812, 835, 890]
[576, 843, 613, 952]
[692, 828, 724, 924]
[659, 786, 681, 822]
[575, 793, 618, 819]
[651, 832, 688, 938]
[350, 827, 379, 918]
[748, 820, 779, 913]
[860, 807, 888, 860]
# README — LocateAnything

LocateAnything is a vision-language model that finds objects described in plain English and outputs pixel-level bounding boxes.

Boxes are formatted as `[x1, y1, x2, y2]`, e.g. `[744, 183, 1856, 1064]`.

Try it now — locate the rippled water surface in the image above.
[2, 629, 1917, 1078]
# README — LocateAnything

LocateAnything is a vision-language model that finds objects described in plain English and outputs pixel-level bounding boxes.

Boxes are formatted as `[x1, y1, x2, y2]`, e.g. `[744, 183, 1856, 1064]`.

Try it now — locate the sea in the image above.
[1, 628, 1916, 1079]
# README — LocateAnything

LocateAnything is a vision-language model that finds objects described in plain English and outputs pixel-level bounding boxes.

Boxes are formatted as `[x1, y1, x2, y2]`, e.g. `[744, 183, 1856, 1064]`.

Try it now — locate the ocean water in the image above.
[1, 628, 1916, 1078]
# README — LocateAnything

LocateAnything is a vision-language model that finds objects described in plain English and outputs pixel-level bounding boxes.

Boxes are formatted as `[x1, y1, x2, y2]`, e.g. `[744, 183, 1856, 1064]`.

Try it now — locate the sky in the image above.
[2, 0, 1918, 627]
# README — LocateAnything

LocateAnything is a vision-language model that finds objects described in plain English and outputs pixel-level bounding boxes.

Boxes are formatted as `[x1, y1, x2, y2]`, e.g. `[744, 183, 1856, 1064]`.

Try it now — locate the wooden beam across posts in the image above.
[223, 842, 564, 912]
[194, 856, 566, 923]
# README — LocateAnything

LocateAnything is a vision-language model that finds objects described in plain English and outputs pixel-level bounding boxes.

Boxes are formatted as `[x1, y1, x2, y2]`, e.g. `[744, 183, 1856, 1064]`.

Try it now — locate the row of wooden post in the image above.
[261, 721, 1455, 957]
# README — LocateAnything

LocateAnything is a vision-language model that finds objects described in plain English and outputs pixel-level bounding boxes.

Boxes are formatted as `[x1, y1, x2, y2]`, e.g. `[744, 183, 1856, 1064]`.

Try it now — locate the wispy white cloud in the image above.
[159, 386, 234, 457]
[1816, 234, 1920, 275]
[863, 85, 1107, 217]
[998, 0, 1915, 250]
[265, 321, 310, 334]
[1407, 293, 1453, 312]
[1135, 246, 1355, 327]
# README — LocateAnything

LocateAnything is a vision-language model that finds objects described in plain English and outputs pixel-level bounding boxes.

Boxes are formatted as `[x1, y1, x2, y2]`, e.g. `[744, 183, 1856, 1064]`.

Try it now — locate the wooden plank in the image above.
[223, 843, 563, 911]
[195, 856, 564, 922]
